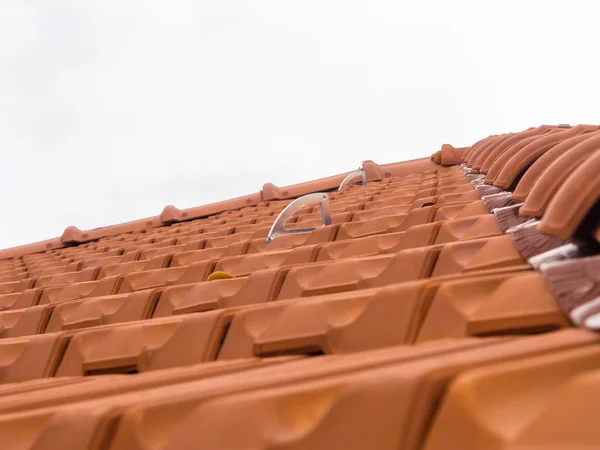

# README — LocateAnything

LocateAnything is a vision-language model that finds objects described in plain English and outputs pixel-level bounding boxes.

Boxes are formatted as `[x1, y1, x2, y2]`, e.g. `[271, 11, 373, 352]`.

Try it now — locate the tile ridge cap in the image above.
[0, 155, 441, 260]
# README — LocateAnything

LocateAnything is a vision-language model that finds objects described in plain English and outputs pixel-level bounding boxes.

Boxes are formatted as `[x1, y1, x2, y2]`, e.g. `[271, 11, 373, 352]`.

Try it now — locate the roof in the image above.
[0, 124, 599, 448]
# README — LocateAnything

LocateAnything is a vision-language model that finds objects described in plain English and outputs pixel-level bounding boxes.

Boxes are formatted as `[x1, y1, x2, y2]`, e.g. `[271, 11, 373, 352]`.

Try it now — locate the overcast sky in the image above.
[1, 1, 599, 250]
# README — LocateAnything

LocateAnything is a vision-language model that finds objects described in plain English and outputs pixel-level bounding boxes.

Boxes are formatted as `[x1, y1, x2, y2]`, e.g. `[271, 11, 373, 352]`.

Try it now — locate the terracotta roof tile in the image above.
[423, 344, 600, 449]
[476, 131, 544, 172]
[520, 131, 600, 218]
[0, 125, 599, 447]
[479, 126, 554, 174]
[494, 125, 598, 189]
[538, 148, 600, 239]
[511, 130, 600, 202]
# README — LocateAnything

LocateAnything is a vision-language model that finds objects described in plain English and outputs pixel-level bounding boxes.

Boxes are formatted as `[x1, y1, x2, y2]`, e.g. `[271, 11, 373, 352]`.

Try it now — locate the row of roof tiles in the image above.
[0, 158, 439, 260]
[433, 123, 600, 242]
[0, 150, 598, 448]
[0, 173, 484, 285]
[0, 330, 598, 449]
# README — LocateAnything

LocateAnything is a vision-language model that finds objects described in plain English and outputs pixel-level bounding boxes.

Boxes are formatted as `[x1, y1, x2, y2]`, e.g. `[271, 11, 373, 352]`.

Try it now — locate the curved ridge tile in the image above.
[521, 133, 600, 217]
[360, 160, 385, 180]
[466, 134, 510, 168]
[377, 157, 439, 178]
[476, 130, 536, 172]
[262, 174, 350, 201]
[469, 133, 515, 171]
[262, 158, 436, 201]
[484, 128, 566, 185]
[161, 192, 263, 223]
[494, 125, 597, 189]
[61, 216, 163, 245]
[512, 130, 600, 202]
[476, 133, 545, 174]
[464, 135, 504, 167]
[480, 126, 554, 174]
[461, 137, 484, 163]
[160, 205, 184, 223]
[61, 226, 85, 244]
[260, 158, 430, 201]
[538, 149, 600, 239]
[0, 238, 65, 260]
[440, 144, 468, 166]
[461, 136, 489, 163]
[472, 133, 532, 171]
[461, 135, 491, 161]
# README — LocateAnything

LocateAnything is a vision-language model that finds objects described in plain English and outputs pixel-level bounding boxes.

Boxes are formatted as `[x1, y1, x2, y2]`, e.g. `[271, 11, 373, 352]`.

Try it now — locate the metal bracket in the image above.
[265, 193, 332, 243]
[339, 171, 366, 191]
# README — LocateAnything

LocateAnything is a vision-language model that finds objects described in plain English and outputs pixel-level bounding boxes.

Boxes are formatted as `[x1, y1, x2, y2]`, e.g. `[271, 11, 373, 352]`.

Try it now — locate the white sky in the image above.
[1, 0, 599, 250]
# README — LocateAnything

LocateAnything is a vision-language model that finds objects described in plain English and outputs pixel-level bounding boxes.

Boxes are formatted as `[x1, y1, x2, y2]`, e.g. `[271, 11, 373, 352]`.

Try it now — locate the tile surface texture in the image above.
[0, 125, 599, 448]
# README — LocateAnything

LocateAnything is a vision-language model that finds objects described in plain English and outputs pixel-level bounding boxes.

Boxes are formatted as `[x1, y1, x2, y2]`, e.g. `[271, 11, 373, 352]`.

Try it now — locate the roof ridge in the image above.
[0, 157, 438, 260]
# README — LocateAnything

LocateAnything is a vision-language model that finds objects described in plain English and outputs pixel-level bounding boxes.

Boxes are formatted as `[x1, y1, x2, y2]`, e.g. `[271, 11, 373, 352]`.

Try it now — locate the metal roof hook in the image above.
[338, 171, 366, 191]
[265, 193, 332, 243]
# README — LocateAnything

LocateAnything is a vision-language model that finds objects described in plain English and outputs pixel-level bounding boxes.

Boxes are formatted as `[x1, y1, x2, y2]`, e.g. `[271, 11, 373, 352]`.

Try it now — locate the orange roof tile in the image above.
[0, 125, 599, 448]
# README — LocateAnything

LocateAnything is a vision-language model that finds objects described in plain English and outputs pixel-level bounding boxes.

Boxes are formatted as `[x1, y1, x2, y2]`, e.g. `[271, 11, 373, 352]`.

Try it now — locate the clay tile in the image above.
[360, 160, 384, 181]
[521, 132, 600, 218]
[480, 126, 553, 174]
[218, 281, 426, 358]
[376, 157, 439, 178]
[61, 226, 86, 244]
[468, 134, 513, 169]
[261, 183, 282, 201]
[476, 134, 540, 173]
[464, 135, 503, 164]
[160, 205, 183, 223]
[484, 129, 564, 185]
[0, 238, 65, 260]
[61, 217, 162, 245]
[538, 149, 600, 239]
[262, 172, 352, 201]
[462, 135, 495, 163]
[161, 192, 263, 224]
[512, 130, 600, 202]
[493, 125, 596, 189]
[440, 144, 468, 166]
[470, 133, 519, 169]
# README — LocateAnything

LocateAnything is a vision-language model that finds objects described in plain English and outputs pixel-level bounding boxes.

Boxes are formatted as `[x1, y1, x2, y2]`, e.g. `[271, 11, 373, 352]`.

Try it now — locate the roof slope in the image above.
[0, 124, 599, 448]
